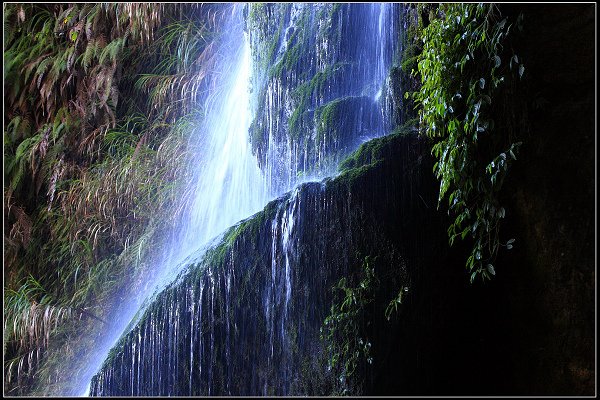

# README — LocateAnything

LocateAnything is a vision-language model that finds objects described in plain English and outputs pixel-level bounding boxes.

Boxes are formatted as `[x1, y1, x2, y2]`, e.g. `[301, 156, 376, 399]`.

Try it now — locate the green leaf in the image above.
[494, 55, 501, 68]
[461, 227, 471, 239]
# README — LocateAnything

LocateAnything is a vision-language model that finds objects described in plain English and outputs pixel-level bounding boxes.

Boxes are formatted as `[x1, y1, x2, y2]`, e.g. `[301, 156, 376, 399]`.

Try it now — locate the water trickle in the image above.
[268, 212, 279, 361]
[208, 267, 215, 396]
[188, 287, 194, 395]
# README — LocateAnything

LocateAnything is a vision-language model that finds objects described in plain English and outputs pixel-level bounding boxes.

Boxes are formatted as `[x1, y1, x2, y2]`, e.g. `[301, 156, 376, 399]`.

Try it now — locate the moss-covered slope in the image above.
[90, 129, 452, 395]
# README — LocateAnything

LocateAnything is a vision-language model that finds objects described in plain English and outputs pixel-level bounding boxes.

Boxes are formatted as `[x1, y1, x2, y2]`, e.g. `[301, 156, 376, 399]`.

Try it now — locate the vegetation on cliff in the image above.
[409, 3, 527, 281]
[3, 3, 225, 394]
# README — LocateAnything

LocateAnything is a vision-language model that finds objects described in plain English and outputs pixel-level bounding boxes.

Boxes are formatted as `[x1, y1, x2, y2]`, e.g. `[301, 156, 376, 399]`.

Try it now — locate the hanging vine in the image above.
[411, 4, 525, 282]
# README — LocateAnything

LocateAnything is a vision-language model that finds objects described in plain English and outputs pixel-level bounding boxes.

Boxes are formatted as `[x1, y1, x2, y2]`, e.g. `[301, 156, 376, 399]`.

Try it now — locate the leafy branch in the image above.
[410, 4, 525, 282]
[320, 256, 378, 395]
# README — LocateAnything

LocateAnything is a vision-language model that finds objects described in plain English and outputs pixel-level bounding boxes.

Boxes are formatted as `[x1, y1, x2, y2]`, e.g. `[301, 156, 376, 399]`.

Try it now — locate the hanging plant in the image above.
[411, 3, 525, 282]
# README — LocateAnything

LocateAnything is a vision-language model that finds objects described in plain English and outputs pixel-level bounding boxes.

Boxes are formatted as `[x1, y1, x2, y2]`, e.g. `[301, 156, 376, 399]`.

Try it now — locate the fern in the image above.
[81, 38, 96, 72]
[4, 4, 223, 394]
[4, 275, 75, 387]
[98, 37, 124, 65]
[39, 136, 65, 188]
[34, 55, 53, 88]
[6, 116, 32, 143]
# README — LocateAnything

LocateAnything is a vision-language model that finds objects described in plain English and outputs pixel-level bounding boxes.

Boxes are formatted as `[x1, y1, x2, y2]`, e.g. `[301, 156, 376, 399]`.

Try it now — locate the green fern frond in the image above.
[81, 38, 96, 72]
[34, 56, 53, 88]
[98, 37, 124, 65]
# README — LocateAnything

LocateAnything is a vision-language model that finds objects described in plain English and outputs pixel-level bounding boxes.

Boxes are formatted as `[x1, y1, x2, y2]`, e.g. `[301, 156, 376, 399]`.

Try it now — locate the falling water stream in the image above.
[150, 4, 271, 289]
[87, 3, 400, 396]
[77, 5, 268, 395]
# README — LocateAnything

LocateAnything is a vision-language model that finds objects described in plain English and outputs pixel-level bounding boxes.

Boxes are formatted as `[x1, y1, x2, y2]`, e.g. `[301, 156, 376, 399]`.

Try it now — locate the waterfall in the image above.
[89, 3, 401, 396]
[249, 3, 399, 196]
[184, 33, 269, 250]
[79, 5, 269, 395]
[153, 5, 270, 288]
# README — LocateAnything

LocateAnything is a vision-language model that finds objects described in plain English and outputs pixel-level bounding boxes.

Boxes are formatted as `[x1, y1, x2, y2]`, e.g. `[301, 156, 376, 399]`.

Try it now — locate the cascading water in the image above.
[90, 3, 402, 396]
[183, 35, 269, 250]
[152, 5, 270, 286]
[79, 4, 269, 396]
[248, 3, 400, 196]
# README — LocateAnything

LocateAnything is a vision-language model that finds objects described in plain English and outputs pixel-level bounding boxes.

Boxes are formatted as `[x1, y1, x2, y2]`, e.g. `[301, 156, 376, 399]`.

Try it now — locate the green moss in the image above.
[289, 62, 351, 140]
[271, 34, 302, 79]
[247, 3, 266, 24]
[226, 217, 260, 247]
[397, 8, 422, 71]
[314, 97, 344, 145]
[253, 5, 351, 150]
[248, 117, 264, 151]
[203, 196, 282, 269]
[316, 3, 342, 22]
[269, 6, 312, 80]
[267, 29, 281, 65]
[204, 241, 229, 268]
[314, 96, 378, 150]
[288, 106, 304, 140]
[338, 119, 418, 173]
[315, 3, 343, 55]
[248, 4, 289, 73]
[332, 161, 382, 192]
[391, 117, 419, 137]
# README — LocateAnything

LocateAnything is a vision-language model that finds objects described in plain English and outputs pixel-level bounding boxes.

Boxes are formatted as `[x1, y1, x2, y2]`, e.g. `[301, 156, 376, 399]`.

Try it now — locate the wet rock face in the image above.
[246, 3, 401, 195]
[89, 132, 446, 396]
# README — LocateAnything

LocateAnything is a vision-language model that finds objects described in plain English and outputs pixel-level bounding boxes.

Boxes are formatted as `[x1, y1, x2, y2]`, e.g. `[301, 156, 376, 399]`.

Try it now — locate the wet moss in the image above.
[289, 62, 351, 139]
[247, 3, 267, 24]
[91, 131, 440, 396]
[334, 160, 384, 191]
[270, 7, 310, 80]
[263, 28, 282, 73]
[248, 4, 290, 74]
[249, 3, 395, 187]
[314, 96, 360, 146]
[338, 119, 418, 173]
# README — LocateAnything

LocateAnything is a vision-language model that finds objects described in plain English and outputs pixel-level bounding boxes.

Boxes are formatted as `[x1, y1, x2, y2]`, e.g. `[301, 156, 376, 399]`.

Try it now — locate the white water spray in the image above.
[78, 6, 269, 395]
[153, 26, 269, 288]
